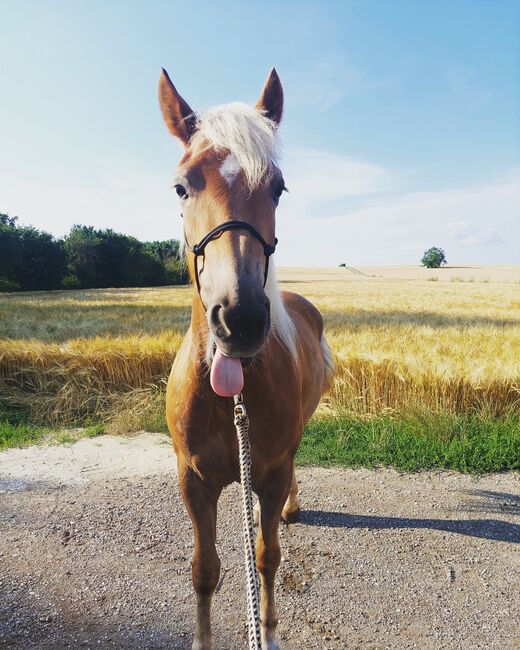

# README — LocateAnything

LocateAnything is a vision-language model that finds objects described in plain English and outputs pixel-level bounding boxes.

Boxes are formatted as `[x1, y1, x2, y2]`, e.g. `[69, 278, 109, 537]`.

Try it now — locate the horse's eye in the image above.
[273, 182, 287, 204]
[175, 184, 188, 199]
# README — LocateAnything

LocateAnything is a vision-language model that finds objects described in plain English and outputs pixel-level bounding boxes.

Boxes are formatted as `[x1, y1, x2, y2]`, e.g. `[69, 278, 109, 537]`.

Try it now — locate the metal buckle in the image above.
[234, 393, 247, 421]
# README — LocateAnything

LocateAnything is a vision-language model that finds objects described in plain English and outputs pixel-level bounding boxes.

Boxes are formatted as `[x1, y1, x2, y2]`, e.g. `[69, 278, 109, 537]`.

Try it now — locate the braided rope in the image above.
[234, 393, 262, 650]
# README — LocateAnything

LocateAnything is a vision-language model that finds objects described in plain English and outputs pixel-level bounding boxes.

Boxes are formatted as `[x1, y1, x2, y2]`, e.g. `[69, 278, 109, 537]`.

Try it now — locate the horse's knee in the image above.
[192, 549, 221, 596]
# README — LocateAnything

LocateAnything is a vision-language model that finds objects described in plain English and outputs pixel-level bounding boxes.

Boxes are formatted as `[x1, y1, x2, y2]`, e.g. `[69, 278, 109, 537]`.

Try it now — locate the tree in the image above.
[1, 213, 187, 291]
[0, 213, 22, 289]
[0, 213, 18, 227]
[143, 239, 182, 264]
[0, 214, 66, 290]
[16, 227, 67, 290]
[64, 225, 169, 289]
[421, 247, 447, 269]
[64, 225, 104, 288]
[143, 239, 189, 284]
[164, 258, 189, 285]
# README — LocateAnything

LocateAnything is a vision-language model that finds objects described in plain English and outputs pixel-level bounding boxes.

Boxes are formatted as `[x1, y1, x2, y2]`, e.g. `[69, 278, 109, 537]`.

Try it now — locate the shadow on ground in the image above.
[300, 509, 520, 543]
[0, 584, 191, 650]
[462, 489, 520, 516]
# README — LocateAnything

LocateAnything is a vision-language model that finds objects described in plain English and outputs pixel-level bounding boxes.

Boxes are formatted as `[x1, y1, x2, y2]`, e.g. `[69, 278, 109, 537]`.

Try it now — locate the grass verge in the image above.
[2, 399, 518, 475]
[297, 411, 520, 473]
[0, 420, 105, 451]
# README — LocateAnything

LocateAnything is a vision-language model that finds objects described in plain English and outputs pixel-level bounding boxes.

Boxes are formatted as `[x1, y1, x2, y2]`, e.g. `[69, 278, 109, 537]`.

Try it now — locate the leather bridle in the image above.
[184, 220, 278, 300]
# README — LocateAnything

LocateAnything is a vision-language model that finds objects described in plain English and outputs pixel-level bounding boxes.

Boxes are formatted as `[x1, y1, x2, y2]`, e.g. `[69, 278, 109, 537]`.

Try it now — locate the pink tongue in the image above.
[210, 347, 244, 397]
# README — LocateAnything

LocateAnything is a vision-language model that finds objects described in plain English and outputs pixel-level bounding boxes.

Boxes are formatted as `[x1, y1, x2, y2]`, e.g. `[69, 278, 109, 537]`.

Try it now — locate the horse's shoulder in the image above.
[281, 290, 324, 339]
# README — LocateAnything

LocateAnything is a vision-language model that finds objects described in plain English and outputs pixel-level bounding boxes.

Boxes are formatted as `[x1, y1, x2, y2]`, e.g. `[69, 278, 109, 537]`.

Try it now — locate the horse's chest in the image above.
[173, 406, 240, 481]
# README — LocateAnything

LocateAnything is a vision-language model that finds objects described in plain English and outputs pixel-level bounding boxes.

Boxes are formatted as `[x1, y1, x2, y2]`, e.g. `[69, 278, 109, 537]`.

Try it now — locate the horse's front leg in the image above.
[256, 461, 293, 650]
[178, 460, 222, 650]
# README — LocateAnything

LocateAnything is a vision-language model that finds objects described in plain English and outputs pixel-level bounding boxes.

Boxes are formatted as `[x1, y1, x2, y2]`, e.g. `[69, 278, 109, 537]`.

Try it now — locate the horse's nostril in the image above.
[210, 304, 222, 327]
[210, 304, 233, 340]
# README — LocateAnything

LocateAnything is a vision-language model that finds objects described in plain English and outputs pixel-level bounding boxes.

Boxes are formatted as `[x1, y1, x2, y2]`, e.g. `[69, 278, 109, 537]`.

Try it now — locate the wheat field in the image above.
[1, 266, 519, 430]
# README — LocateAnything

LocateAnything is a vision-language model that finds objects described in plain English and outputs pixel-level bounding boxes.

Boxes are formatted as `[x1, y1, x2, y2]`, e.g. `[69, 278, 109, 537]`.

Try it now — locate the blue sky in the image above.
[1, 0, 519, 265]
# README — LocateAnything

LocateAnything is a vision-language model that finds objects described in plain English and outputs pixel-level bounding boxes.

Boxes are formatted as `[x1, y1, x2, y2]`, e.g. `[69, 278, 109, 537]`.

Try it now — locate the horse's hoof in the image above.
[192, 636, 215, 650]
[281, 506, 300, 524]
[192, 643, 215, 650]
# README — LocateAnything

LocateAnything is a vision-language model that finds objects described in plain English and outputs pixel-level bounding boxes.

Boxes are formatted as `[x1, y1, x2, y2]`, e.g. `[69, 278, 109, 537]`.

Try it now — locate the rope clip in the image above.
[233, 393, 247, 423]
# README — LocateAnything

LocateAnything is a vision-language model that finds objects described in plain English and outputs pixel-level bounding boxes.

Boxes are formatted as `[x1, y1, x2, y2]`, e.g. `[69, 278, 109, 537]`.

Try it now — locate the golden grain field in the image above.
[1, 266, 519, 429]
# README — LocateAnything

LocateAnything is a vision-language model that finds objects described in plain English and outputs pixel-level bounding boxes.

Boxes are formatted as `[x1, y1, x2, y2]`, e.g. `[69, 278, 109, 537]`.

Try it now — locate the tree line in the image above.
[0, 213, 189, 292]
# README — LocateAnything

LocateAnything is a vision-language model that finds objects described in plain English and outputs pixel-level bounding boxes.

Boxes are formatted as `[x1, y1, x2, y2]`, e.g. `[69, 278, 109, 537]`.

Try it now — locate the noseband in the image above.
[184, 220, 278, 300]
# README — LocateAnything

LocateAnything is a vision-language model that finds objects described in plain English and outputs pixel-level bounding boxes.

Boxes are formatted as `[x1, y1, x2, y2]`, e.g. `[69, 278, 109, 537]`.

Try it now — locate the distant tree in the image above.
[0, 214, 66, 290]
[1, 214, 187, 291]
[131, 248, 167, 287]
[0, 213, 18, 227]
[164, 258, 189, 285]
[0, 214, 22, 289]
[143, 239, 182, 264]
[421, 247, 447, 269]
[144, 239, 189, 284]
[64, 225, 168, 289]
[64, 225, 104, 288]
[339, 263, 346, 268]
[16, 227, 67, 290]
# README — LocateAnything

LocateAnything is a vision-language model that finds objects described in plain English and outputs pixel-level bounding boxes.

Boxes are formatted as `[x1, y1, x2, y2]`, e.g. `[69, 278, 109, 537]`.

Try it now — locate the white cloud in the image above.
[276, 166, 520, 266]
[0, 166, 184, 243]
[282, 147, 398, 217]
[445, 221, 504, 246]
[3, 139, 518, 268]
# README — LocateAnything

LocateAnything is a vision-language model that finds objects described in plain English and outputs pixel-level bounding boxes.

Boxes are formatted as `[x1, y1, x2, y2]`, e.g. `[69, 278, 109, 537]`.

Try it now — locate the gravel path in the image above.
[1, 433, 519, 649]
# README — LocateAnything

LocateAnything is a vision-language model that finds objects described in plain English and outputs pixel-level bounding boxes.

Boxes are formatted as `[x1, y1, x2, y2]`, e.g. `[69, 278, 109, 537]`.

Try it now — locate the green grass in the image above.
[297, 411, 520, 473]
[0, 421, 49, 449]
[0, 419, 105, 450]
[2, 402, 518, 475]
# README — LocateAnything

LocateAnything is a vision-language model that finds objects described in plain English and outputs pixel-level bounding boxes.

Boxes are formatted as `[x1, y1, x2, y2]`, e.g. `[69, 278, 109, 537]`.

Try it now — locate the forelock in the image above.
[190, 102, 280, 191]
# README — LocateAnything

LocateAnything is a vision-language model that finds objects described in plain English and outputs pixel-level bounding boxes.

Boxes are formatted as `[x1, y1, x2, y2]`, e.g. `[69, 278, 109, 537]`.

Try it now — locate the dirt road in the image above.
[1, 433, 519, 649]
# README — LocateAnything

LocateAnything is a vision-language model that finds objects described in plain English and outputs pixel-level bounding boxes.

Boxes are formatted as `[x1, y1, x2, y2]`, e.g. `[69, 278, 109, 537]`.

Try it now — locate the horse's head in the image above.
[159, 68, 291, 395]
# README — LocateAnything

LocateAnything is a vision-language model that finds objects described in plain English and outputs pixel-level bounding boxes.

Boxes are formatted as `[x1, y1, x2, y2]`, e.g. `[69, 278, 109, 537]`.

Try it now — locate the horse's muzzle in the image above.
[209, 296, 271, 358]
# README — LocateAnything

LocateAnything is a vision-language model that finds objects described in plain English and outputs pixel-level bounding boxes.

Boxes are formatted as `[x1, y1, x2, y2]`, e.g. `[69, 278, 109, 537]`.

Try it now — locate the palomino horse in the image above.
[159, 67, 333, 650]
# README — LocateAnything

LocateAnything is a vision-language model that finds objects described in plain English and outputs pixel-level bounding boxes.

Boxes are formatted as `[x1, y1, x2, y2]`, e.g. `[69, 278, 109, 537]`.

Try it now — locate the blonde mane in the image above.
[191, 102, 280, 191]
[264, 261, 298, 362]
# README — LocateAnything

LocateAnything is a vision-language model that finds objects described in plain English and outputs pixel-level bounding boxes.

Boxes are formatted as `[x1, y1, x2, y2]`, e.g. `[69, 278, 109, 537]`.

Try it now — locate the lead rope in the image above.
[233, 393, 262, 650]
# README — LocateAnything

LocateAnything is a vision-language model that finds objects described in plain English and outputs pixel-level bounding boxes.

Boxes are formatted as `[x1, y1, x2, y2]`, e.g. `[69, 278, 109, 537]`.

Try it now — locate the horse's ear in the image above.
[158, 68, 196, 145]
[256, 68, 283, 125]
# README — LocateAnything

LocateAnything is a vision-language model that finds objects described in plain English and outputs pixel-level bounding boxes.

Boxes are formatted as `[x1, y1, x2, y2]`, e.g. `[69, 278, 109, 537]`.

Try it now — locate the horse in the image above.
[159, 66, 333, 650]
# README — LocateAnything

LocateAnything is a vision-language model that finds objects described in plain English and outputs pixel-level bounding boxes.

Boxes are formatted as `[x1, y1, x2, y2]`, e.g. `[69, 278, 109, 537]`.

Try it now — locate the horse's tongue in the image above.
[210, 347, 244, 397]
